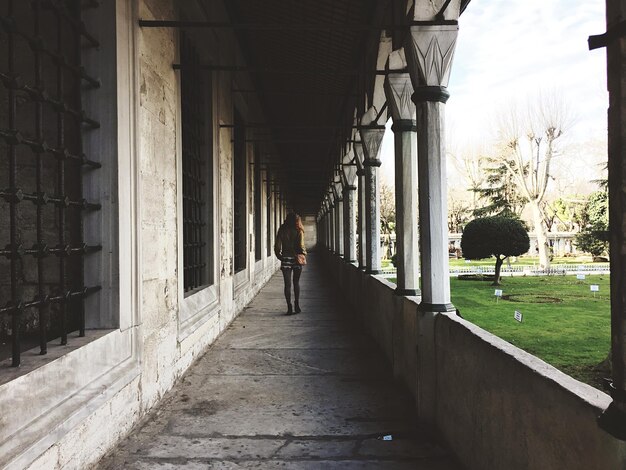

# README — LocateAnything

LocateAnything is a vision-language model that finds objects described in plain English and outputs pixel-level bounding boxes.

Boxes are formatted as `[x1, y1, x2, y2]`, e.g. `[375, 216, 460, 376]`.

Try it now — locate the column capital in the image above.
[328, 190, 336, 207]
[363, 159, 383, 168]
[333, 179, 344, 200]
[391, 120, 417, 132]
[360, 126, 385, 165]
[412, 86, 450, 103]
[342, 151, 358, 188]
[330, 185, 342, 203]
[353, 141, 365, 171]
[385, 48, 416, 122]
[405, 23, 459, 92]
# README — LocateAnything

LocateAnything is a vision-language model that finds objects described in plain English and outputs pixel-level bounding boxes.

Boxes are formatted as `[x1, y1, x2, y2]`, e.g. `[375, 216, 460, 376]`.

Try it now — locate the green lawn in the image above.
[389, 274, 611, 388]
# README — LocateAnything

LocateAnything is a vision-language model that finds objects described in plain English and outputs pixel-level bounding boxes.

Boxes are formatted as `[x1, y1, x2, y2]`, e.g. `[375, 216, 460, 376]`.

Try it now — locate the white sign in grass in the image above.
[577, 274, 586, 280]
[514, 310, 523, 323]
[494, 289, 503, 297]
[591, 285, 599, 292]
[465, 259, 472, 263]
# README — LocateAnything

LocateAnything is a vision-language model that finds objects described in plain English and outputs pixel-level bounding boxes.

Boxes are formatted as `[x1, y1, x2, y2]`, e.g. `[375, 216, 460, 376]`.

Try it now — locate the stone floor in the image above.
[96, 255, 461, 469]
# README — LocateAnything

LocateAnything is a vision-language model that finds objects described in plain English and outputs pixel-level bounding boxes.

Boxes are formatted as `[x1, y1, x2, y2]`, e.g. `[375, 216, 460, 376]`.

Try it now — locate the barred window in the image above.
[0, 0, 102, 367]
[233, 109, 247, 273]
[253, 146, 262, 261]
[181, 32, 213, 294]
[266, 173, 272, 257]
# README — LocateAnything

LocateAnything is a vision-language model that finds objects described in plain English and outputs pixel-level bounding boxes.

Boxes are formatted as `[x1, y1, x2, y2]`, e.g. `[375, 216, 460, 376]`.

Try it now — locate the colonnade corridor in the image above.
[96, 254, 460, 469]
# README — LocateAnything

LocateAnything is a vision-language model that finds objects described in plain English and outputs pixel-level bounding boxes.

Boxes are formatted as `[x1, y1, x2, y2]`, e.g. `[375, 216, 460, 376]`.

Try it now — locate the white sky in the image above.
[380, 0, 608, 192]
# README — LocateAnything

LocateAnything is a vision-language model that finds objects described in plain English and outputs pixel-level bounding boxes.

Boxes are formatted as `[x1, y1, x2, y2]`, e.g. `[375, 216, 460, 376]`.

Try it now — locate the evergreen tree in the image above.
[472, 157, 526, 219]
[575, 190, 609, 257]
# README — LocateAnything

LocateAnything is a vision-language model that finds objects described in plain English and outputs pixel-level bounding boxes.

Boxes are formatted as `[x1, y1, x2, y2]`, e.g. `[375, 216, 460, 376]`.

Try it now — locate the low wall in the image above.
[322, 249, 626, 469]
[322, 251, 420, 402]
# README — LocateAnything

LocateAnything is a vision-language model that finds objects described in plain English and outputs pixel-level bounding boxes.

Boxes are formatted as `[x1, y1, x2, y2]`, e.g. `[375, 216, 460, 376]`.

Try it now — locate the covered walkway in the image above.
[97, 255, 459, 469]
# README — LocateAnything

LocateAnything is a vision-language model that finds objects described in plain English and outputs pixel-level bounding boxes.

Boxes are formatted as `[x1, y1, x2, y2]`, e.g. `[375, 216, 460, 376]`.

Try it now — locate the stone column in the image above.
[354, 142, 367, 270]
[270, 191, 275, 250]
[333, 180, 344, 257]
[598, 0, 626, 436]
[320, 207, 326, 249]
[325, 203, 331, 250]
[316, 216, 320, 249]
[321, 217, 324, 250]
[326, 200, 333, 252]
[281, 196, 285, 221]
[405, 21, 458, 426]
[329, 191, 336, 254]
[360, 116, 385, 274]
[385, 48, 420, 296]
[320, 213, 325, 249]
[342, 186, 357, 262]
[342, 155, 358, 263]
[274, 192, 279, 238]
[406, 24, 457, 311]
[277, 194, 282, 224]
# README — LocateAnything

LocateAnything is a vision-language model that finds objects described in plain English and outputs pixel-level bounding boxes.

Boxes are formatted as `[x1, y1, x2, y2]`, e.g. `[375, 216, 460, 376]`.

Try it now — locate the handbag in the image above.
[294, 233, 306, 265]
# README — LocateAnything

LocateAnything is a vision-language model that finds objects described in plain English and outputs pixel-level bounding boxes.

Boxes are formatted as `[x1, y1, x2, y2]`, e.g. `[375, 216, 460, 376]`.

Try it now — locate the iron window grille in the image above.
[233, 109, 246, 273]
[253, 146, 262, 261]
[181, 32, 213, 294]
[266, 172, 272, 257]
[0, 0, 102, 367]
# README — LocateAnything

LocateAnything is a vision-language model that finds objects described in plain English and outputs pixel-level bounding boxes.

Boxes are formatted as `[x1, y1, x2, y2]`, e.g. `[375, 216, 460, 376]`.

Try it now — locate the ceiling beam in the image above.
[172, 64, 387, 75]
[139, 19, 409, 31]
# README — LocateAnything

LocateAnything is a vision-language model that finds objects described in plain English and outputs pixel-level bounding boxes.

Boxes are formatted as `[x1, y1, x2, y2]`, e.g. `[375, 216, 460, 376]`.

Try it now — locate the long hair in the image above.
[296, 214, 304, 233]
[284, 213, 304, 233]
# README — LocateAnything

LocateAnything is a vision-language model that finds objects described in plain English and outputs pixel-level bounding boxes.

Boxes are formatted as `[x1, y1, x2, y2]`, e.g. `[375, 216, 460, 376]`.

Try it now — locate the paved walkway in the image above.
[97, 255, 460, 469]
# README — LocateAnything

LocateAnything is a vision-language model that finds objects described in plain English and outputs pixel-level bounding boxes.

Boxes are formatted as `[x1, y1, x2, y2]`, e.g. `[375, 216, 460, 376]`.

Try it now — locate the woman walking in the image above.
[274, 213, 306, 315]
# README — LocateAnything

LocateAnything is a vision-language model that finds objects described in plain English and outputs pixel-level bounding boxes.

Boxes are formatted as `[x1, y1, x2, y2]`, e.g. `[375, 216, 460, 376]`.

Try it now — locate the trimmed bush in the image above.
[461, 217, 530, 285]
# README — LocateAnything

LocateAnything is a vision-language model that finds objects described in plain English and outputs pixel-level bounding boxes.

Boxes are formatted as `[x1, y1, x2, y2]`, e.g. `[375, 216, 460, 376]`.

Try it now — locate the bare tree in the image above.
[448, 190, 470, 233]
[379, 181, 396, 259]
[494, 92, 572, 269]
[450, 145, 487, 213]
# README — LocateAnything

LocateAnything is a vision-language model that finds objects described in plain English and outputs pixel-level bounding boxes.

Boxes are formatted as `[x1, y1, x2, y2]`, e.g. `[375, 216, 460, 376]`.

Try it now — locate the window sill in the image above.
[0, 328, 138, 467]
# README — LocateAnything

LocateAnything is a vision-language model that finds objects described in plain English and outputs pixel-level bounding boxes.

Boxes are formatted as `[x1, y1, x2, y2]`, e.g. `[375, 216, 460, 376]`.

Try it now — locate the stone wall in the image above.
[321, 249, 626, 469]
[136, 0, 180, 410]
[435, 314, 626, 469]
[0, 0, 289, 468]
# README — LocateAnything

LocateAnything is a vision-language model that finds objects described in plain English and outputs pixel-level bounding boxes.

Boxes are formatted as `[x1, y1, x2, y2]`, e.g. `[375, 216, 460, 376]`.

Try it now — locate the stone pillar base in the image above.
[418, 302, 455, 313]
[395, 288, 420, 297]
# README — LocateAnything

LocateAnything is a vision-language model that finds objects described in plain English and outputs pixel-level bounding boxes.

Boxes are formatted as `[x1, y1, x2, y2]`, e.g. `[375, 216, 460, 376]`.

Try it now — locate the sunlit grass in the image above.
[388, 274, 610, 388]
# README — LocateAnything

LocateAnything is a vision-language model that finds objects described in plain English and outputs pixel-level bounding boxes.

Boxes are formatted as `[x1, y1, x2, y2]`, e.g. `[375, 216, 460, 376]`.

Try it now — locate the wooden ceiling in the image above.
[225, 0, 383, 215]
[225, 0, 472, 215]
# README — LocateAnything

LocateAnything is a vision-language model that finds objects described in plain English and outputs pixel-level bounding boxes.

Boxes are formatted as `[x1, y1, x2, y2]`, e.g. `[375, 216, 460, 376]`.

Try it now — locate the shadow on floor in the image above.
[96, 255, 461, 469]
